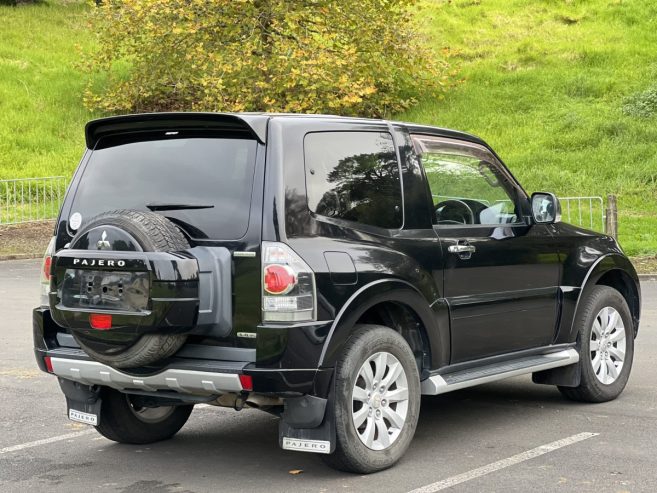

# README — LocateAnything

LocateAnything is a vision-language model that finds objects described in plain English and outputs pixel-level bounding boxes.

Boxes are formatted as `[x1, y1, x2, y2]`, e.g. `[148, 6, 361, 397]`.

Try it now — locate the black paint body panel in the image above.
[35, 113, 640, 399]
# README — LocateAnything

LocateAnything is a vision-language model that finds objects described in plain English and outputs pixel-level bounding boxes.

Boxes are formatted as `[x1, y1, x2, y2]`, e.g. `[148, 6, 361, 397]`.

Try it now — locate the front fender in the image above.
[317, 279, 449, 371]
[556, 251, 640, 343]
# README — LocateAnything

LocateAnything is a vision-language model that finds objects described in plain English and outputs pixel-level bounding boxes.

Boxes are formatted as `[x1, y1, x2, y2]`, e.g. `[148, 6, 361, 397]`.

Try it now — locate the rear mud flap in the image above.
[279, 394, 335, 455]
[59, 378, 102, 426]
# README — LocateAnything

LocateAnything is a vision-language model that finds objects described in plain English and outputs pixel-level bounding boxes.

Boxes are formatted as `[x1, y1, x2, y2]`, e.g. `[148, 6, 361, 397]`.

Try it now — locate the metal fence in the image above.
[0, 177, 610, 235]
[559, 196, 606, 233]
[0, 177, 68, 225]
[432, 194, 607, 233]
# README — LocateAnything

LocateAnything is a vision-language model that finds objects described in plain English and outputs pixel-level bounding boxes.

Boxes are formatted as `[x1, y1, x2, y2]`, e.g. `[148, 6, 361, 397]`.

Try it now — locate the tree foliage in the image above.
[83, 0, 452, 117]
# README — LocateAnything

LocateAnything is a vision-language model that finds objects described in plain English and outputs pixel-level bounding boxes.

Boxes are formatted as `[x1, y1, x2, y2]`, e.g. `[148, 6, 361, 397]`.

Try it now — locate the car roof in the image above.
[85, 112, 488, 149]
[243, 112, 488, 146]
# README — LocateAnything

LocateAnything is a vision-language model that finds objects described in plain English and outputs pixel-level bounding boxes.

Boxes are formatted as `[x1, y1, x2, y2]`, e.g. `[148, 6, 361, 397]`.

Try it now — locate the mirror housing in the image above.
[531, 192, 561, 224]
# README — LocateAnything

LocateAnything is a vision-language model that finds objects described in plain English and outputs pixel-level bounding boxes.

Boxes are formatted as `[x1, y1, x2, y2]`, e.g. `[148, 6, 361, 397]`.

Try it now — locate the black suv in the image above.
[34, 113, 640, 473]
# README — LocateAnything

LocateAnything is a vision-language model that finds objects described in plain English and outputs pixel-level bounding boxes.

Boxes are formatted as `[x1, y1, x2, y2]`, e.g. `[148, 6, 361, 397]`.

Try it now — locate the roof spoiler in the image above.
[85, 112, 267, 149]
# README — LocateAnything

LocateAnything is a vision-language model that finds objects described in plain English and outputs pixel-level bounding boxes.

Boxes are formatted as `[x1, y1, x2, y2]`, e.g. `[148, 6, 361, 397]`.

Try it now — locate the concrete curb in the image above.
[0, 253, 41, 262]
[638, 274, 657, 281]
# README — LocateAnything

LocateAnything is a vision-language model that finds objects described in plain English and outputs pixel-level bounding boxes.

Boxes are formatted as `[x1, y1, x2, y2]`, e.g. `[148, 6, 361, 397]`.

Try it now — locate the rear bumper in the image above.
[34, 307, 333, 398]
[49, 355, 245, 394]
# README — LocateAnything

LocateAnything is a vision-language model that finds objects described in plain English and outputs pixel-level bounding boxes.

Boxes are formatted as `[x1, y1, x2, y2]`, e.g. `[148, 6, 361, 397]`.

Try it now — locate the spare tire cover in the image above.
[67, 210, 190, 368]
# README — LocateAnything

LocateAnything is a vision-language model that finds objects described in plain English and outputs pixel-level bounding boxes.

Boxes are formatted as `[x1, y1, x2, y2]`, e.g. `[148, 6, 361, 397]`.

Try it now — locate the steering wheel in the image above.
[435, 199, 475, 225]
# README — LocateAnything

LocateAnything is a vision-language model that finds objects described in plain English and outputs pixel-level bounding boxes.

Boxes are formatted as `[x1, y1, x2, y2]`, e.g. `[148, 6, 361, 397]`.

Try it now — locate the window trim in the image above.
[411, 135, 529, 229]
[302, 129, 405, 233]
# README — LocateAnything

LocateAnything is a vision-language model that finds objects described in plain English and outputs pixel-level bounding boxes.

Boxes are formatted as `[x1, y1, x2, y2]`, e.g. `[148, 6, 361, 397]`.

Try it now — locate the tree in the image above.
[84, 0, 452, 117]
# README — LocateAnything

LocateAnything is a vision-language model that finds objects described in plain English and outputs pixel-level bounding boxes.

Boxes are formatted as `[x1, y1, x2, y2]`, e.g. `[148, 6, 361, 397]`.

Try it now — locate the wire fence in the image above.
[0, 177, 68, 225]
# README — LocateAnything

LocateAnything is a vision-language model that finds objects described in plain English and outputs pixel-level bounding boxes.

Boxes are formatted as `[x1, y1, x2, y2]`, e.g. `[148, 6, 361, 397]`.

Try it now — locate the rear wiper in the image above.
[145, 203, 215, 211]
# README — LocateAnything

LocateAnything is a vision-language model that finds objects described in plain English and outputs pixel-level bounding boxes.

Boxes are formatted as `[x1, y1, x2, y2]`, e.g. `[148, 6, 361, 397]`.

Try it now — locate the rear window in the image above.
[304, 131, 402, 229]
[71, 136, 257, 240]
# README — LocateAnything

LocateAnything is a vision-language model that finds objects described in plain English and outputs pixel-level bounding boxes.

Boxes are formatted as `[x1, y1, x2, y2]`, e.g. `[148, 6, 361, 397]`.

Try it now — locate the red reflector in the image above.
[89, 313, 112, 330]
[239, 374, 253, 391]
[44, 356, 53, 373]
[263, 264, 296, 295]
[43, 256, 52, 281]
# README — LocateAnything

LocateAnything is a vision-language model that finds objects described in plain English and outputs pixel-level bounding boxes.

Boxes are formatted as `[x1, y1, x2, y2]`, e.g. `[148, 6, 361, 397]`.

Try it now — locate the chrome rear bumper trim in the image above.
[50, 357, 244, 395]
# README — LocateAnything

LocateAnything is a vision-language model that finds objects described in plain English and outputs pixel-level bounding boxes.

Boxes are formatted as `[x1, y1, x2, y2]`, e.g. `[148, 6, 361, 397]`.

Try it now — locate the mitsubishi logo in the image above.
[96, 230, 111, 250]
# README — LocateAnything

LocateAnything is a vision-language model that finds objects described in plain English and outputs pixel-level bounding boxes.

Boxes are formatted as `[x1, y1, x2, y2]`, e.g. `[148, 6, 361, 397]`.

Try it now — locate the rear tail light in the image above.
[264, 264, 297, 295]
[262, 242, 316, 322]
[40, 237, 56, 307]
[43, 256, 52, 281]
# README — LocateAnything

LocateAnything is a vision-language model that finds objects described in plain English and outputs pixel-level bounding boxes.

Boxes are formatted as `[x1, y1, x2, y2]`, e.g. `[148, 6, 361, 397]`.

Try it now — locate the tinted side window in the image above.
[304, 131, 402, 229]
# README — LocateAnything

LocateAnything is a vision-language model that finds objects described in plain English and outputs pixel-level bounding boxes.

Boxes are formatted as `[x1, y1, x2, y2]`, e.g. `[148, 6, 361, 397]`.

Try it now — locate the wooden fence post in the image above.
[606, 194, 618, 239]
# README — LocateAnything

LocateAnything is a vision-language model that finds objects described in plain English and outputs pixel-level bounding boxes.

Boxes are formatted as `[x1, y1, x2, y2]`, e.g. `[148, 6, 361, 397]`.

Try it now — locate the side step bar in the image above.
[421, 348, 579, 395]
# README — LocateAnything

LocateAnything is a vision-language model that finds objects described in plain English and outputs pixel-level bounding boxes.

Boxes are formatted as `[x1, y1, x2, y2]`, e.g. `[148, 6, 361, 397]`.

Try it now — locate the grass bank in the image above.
[0, 0, 94, 179]
[403, 0, 657, 255]
[1, 0, 656, 256]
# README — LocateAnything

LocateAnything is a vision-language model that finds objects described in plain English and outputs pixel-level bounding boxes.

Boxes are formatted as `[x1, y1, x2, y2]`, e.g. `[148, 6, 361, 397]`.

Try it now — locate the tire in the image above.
[559, 285, 635, 403]
[70, 209, 190, 368]
[322, 324, 421, 474]
[95, 388, 193, 444]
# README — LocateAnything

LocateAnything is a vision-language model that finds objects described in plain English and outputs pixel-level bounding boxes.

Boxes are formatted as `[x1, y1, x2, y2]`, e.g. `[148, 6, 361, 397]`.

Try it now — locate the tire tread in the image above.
[558, 285, 634, 403]
[95, 388, 193, 444]
[322, 324, 421, 474]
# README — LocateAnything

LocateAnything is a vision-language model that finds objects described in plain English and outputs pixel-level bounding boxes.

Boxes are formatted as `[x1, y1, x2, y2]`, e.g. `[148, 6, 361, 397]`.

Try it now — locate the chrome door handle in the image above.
[448, 245, 476, 254]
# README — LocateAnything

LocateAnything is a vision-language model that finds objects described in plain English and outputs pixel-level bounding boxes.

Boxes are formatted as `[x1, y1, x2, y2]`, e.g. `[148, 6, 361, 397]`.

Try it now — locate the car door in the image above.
[412, 135, 561, 364]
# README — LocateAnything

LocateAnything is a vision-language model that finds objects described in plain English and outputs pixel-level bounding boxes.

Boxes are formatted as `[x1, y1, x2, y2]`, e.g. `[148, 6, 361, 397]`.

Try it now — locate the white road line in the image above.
[0, 429, 95, 455]
[407, 432, 599, 493]
[1, 404, 216, 455]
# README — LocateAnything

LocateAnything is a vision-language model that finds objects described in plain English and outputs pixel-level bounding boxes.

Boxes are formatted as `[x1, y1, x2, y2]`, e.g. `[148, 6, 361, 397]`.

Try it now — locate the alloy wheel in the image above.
[590, 306, 626, 385]
[126, 396, 176, 423]
[351, 352, 410, 451]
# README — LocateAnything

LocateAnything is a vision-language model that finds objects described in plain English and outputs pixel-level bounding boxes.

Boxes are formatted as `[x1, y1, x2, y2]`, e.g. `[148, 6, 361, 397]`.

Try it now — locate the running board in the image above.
[421, 348, 579, 395]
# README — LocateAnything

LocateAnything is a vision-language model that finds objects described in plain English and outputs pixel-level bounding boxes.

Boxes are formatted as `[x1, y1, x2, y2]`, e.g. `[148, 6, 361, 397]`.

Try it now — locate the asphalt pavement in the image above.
[1, 259, 656, 493]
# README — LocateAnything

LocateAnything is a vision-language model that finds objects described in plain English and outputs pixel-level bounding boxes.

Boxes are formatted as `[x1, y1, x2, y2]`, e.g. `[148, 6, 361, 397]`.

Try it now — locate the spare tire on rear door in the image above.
[65, 210, 191, 368]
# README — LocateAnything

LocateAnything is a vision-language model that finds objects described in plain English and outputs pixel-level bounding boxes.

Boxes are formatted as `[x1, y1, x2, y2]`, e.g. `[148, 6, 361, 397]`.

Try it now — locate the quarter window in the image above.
[304, 131, 402, 229]
[413, 136, 523, 226]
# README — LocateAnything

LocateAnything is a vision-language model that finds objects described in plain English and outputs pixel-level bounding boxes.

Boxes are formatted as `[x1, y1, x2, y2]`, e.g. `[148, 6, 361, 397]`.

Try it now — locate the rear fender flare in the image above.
[317, 279, 448, 371]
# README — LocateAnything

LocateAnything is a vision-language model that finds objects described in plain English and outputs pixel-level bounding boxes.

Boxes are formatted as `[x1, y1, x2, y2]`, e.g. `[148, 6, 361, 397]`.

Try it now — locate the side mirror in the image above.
[531, 192, 561, 224]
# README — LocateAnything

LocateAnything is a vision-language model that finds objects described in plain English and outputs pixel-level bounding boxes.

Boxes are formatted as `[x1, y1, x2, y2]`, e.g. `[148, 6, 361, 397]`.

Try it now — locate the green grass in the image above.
[402, 0, 657, 255]
[0, 0, 94, 179]
[1, 0, 656, 255]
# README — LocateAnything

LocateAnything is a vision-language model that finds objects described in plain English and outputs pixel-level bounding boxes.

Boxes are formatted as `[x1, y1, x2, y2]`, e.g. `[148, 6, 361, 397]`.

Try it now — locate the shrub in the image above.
[622, 85, 657, 118]
[83, 0, 452, 117]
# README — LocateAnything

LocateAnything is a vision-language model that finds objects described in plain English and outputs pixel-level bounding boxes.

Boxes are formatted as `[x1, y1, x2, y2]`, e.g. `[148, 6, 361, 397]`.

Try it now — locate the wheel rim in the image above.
[126, 396, 176, 423]
[590, 306, 626, 385]
[351, 351, 409, 451]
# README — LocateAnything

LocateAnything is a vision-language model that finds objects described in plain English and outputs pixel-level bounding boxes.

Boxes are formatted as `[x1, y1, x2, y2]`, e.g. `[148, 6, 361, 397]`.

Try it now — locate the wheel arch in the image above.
[318, 279, 448, 376]
[575, 254, 641, 337]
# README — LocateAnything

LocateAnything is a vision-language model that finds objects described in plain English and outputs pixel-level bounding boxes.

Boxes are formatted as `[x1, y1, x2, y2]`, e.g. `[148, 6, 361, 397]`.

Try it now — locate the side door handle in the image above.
[448, 245, 476, 254]
[448, 242, 476, 260]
